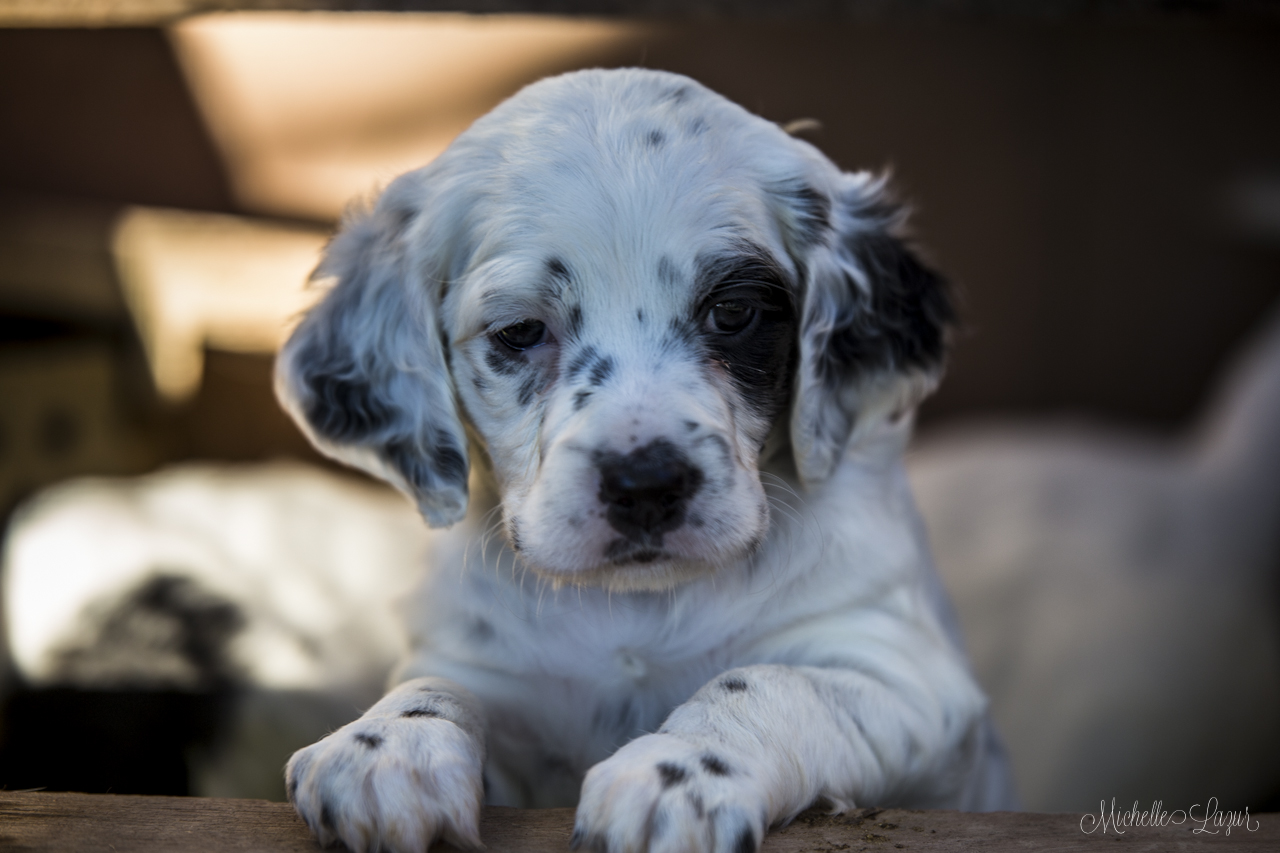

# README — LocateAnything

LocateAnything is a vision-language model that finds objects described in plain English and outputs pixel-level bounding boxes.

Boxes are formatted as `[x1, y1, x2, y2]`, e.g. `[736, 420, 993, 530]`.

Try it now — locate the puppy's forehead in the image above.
[445, 74, 806, 327]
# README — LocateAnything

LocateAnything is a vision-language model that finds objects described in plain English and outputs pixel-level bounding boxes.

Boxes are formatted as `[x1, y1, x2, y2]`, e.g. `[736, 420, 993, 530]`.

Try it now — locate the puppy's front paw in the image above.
[286, 712, 484, 853]
[573, 734, 769, 853]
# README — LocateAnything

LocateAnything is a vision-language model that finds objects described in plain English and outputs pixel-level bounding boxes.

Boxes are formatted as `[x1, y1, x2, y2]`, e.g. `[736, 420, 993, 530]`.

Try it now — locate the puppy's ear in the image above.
[788, 172, 954, 485]
[276, 182, 470, 527]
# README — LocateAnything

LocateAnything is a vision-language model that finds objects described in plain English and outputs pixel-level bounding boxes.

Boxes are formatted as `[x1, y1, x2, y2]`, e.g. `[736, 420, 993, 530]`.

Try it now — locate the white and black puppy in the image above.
[276, 68, 1016, 853]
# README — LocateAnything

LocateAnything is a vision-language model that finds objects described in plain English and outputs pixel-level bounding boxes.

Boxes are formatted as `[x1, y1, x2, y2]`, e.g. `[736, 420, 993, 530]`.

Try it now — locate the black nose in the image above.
[596, 439, 704, 542]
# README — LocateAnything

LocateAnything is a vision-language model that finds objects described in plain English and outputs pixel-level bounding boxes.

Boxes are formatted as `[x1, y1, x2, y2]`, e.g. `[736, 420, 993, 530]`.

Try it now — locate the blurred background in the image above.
[1, 0, 1278, 816]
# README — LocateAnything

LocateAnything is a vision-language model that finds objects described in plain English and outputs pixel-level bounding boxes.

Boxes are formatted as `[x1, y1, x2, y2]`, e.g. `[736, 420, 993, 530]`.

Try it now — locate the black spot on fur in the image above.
[665, 84, 690, 103]
[469, 618, 496, 641]
[567, 345, 597, 380]
[734, 826, 758, 853]
[772, 181, 831, 247]
[547, 256, 571, 282]
[486, 346, 524, 376]
[721, 676, 748, 692]
[636, 308, 644, 323]
[647, 129, 666, 148]
[686, 791, 706, 819]
[819, 230, 953, 387]
[401, 707, 442, 718]
[50, 573, 244, 691]
[657, 256, 681, 289]
[700, 754, 730, 776]
[684, 420, 699, 431]
[518, 376, 538, 407]
[567, 303, 584, 338]
[287, 776, 299, 802]
[694, 248, 797, 443]
[302, 368, 392, 442]
[320, 800, 336, 833]
[687, 116, 709, 136]
[587, 356, 614, 387]
[656, 762, 688, 788]
[573, 390, 593, 411]
[355, 733, 382, 749]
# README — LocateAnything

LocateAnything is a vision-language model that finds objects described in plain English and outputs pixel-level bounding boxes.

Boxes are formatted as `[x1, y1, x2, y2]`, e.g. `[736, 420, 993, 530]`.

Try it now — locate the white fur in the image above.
[278, 68, 1015, 852]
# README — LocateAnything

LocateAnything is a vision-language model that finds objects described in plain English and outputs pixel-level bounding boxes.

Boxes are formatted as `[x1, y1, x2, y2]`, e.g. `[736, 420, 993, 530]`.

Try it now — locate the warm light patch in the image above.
[111, 207, 329, 401]
[170, 13, 651, 221]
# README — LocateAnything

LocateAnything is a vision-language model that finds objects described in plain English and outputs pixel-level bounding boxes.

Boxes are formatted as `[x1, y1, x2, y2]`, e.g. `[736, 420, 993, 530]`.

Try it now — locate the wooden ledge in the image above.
[0, 792, 1274, 851]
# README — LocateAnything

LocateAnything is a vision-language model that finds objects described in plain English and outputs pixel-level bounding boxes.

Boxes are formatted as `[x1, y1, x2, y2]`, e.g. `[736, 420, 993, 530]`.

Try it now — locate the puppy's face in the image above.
[277, 70, 952, 591]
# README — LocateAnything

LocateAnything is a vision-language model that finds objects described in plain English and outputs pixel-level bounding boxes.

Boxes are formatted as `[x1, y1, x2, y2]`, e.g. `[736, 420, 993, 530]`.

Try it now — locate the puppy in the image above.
[276, 68, 1016, 853]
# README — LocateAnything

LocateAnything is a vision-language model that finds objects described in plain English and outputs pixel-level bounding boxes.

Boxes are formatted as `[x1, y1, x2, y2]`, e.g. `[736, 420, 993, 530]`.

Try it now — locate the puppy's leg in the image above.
[286, 676, 485, 853]
[573, 663, 987, 853]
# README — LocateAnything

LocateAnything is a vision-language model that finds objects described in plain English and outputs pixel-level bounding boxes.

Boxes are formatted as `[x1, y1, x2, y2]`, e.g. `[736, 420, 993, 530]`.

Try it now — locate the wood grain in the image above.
[0, 792, 1274, 852]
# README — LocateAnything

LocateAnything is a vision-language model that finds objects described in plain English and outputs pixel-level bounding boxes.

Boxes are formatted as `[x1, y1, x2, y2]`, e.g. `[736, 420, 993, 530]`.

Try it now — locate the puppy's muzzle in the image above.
[595, 439, 704, 544]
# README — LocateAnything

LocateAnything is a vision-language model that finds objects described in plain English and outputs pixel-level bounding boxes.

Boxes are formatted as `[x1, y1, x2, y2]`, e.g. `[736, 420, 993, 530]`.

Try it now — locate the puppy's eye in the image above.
[495, 320, 548, 350]
[707, 300, 756, 335]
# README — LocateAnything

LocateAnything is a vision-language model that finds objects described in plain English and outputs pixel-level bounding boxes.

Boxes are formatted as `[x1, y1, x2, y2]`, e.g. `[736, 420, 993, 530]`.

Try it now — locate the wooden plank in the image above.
[0, 792, 1275, 852]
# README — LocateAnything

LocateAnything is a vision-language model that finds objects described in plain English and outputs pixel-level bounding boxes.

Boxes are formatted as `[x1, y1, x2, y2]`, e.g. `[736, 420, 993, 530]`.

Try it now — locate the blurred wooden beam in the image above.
[3, 791, 1278, 851]
[2, 0, 1279, 27]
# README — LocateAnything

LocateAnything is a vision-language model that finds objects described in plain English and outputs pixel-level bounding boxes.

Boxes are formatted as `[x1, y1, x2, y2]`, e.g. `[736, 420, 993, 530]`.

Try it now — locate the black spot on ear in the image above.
[518, 376, 538, 407]
[402, 707, 442, 718]
[647, 129, 666, 148]
[772, 181, 831, 248]
[382, 432, 467, 494]
[656, 762, 688, 788]
[721, 676, 748, 692]
[573, 390, 593, 412]
[567, 304, 584, 338]
[821, 232, 953, 386]
[587, 356, 615, 387]
[734, 826, 758, 853]
[700, 754, 730, 776]
[355, 733, 382, 749]
[300, 348, 393, 443]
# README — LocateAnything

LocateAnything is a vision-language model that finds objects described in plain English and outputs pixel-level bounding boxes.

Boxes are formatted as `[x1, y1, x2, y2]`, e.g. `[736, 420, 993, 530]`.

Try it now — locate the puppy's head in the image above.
[277, 69, 951, 590]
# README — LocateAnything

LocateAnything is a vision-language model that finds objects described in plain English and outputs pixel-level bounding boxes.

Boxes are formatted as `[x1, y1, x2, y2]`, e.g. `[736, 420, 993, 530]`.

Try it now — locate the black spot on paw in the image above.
[656, 762, 688, 788]
[700, 753, 731, 776]
[402, 707, 442, 718]
[355, 733, 382, 749]
[721, 676, 748, 692]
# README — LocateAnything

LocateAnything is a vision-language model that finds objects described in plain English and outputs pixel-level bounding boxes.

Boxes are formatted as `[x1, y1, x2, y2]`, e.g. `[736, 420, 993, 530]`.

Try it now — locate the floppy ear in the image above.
[276, 180, 470, 527]
[789, 172, 955, 485]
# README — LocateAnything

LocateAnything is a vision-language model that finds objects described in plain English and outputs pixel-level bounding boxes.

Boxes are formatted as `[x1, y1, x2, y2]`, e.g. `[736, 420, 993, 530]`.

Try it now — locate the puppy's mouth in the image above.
[604, 539, 672, 565]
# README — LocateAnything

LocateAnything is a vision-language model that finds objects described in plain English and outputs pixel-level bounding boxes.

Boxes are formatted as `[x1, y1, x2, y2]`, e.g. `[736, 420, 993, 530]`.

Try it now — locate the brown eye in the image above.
[495, 320, 547, 350]
[708, 300, 755, 334]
